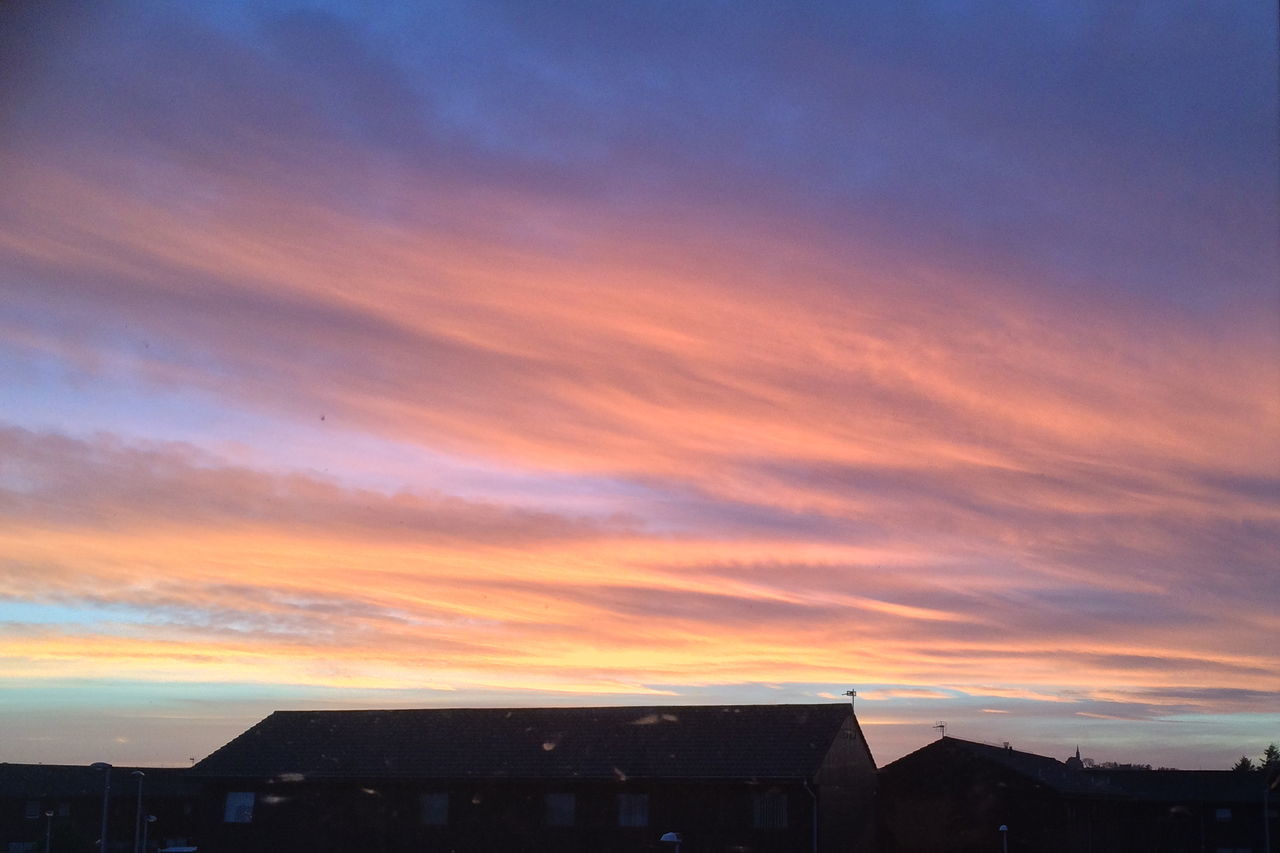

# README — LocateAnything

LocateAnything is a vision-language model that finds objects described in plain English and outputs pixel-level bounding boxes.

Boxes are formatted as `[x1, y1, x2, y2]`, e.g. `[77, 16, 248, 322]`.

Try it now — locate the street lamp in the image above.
[998, 824, 1008, 853]
[91, 763, 111, 853]
[131, 771, 145, 853]
[141, 815, 156, 853]
[43, 809, 53, 853]
[659, 831, 682, 853]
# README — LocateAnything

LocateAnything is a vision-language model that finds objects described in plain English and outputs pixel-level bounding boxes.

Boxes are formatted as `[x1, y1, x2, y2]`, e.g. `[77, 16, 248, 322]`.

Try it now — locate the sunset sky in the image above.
[1, 1, 1277, 770]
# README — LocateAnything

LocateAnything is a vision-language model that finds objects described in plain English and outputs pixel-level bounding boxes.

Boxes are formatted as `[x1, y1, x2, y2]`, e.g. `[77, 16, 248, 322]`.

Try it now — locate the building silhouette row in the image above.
[1, 702, 1275, 852]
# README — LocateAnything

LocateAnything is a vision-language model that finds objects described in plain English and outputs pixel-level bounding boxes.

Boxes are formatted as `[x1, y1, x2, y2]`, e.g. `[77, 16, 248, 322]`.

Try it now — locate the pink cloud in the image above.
[0, 0, 1275, 766]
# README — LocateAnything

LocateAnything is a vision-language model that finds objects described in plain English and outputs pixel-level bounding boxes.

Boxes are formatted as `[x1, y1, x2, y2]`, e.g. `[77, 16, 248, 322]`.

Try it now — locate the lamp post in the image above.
[141, 815, 156, 853]
[999, 824, 1008, 853]
[43, 809, 53, 853]
[131, 771, 145, 853]
[91, 763, 111, 853]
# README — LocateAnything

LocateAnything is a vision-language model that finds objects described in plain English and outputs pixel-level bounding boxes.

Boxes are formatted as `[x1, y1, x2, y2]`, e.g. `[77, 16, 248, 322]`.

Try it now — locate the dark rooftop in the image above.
[882, 737, 1122, 797]
[193, 703, 857, 781]
[945, 737, 1121, 796]
[884, 737, 1276, 803]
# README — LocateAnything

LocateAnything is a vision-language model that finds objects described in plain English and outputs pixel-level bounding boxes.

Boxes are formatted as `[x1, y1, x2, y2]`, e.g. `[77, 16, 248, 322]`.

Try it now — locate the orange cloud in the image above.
[0, 28, 1276, 767]
[857, 688, 954, 701]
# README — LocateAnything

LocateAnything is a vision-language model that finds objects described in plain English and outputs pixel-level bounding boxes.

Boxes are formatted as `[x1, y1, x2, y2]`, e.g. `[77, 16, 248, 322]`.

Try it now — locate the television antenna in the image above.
[933, 721, 947, 737]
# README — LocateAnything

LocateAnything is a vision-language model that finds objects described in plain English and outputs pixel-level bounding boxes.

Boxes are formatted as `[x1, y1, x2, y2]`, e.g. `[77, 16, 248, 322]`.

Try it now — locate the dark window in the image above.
[223, 792, 255, 823]
[1214, 808, 1231, 822]
[618, 793, 648, 827]
[23, 800, 40, 820]
[545, 793, 575, 827]
[421, 793, 449, 826]
[57, 803, 70, 818]
[751, 792, 788, 829]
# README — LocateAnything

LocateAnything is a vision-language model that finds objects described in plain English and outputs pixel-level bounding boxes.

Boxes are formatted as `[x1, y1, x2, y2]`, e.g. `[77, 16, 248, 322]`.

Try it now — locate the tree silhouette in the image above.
[1229, 744, 1280, 772]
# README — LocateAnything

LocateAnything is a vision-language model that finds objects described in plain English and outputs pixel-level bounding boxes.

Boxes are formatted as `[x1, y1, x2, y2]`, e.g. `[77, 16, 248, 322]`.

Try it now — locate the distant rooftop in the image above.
[884, 737, 1275, 802]
[929, 736, 1119, 796]
[193, 703, 861, 781]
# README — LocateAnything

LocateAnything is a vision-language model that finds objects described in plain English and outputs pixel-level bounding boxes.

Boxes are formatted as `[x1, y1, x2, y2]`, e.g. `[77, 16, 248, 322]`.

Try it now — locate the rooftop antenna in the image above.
[843, 689, 856, 713]
[933, 721, 947, 738]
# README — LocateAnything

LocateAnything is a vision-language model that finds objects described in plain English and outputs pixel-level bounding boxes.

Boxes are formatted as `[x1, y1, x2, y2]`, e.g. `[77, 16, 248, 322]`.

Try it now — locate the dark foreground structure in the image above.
[192, 703, 878, 853]
[878, 736, 1279, 853]
[0, 763, 199, 853]
[12, 715, 1270, 853]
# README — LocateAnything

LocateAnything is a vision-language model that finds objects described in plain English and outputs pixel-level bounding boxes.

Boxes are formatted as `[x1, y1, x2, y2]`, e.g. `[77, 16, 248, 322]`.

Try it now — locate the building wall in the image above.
[199, 778, 819, 853]
[878, 744, 1275, 853]
[0, 791, 197, 853]
[877, 746, 1082, 853]
[815, 717, 878, 853]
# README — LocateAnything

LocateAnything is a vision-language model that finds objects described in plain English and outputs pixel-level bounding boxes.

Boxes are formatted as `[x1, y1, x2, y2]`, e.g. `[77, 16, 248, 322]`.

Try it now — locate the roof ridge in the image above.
[267, 702, 848, 714]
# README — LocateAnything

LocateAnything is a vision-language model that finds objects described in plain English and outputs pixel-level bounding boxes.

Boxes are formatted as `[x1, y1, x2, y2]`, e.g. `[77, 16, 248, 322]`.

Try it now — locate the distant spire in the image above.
[1075, 746, 1081, 760]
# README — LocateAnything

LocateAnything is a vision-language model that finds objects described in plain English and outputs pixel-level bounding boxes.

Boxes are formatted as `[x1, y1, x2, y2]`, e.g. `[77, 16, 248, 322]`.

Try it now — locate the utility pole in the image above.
[91, 763, 111, 853]
[131, 771, 146, 853]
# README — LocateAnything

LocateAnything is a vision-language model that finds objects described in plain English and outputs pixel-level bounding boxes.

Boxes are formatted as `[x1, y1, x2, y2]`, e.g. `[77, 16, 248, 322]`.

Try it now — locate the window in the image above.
[420, 793, 449, 826]
[223, 791, 255, 823]
[618, 793, 649, 827]
[23, 800, 40, 820]
[1214, 808, 1232, 822]
[544, 793, 575, 827]
[751, 792, 788, 829]
[8, 843, 36, 853]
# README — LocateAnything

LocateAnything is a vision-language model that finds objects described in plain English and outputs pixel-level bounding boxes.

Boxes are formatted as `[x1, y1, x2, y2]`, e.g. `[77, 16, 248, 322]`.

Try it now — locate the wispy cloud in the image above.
[0, 0, 1275, 767]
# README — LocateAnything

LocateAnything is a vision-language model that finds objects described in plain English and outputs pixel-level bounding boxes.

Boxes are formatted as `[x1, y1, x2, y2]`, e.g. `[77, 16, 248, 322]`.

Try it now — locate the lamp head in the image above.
[91, 762, 112, 771]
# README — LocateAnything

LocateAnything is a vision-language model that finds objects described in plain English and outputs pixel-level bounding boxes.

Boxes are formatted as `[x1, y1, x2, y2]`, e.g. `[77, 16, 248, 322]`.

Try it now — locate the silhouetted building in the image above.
[877, 736, 1277, 853]
[191, 703, 877, 853]
[1090, 768, 1278, 853]
[0, 763, 199, 853]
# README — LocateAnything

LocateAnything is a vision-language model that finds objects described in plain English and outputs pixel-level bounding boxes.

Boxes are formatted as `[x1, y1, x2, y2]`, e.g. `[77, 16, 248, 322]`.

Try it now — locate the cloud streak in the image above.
[0, 0, 1276, 766]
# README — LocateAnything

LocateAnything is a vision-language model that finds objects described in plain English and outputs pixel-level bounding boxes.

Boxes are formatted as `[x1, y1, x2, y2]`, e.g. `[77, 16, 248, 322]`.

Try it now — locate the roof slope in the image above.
[193, 704, 854, 781]
[882, 737, 1122, 797]
[943, 738, 1110, 796]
